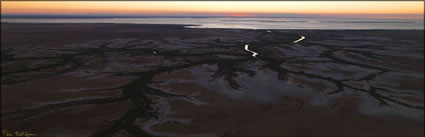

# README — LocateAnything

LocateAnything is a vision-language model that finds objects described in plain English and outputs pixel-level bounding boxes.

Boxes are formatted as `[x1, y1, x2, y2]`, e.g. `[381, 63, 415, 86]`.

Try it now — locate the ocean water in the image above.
[2, 17, 424, 30]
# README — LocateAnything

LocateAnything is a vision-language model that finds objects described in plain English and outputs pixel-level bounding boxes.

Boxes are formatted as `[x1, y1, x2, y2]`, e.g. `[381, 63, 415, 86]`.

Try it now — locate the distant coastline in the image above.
[1, 14, 321, 19]
[2, 16, 423, 30]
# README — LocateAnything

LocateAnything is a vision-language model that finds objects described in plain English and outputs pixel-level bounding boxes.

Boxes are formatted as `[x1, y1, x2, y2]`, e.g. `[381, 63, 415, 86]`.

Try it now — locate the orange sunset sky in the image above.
[1, 1, 424, 18]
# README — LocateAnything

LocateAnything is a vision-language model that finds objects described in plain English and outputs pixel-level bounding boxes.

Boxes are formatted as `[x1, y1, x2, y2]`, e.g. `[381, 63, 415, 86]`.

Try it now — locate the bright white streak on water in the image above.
[293, 35, 306, 43]
[266, 30, 272, 33]
[244, 44, 258, 57]
[153, 51, 157, 54]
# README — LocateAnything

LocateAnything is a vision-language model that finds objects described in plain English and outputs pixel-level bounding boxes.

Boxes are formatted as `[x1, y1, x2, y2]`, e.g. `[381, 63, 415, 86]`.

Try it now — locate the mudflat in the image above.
[1, 23, 424, 137]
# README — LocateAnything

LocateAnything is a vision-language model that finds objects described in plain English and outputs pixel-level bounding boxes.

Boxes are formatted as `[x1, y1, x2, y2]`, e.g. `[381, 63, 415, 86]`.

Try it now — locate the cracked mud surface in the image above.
[1, 23, 424, 137]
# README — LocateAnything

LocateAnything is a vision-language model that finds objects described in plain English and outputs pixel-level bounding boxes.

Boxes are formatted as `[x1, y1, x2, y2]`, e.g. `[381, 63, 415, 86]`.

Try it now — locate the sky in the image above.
[1, 1, 424, 18]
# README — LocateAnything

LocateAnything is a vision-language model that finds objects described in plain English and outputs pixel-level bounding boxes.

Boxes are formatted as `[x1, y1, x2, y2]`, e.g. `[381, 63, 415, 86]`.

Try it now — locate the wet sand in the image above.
[1, 23, 424, 137]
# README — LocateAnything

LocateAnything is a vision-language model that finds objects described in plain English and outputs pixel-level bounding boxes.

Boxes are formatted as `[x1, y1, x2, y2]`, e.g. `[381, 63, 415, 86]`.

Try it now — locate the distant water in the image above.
[2, 17, 424, 30]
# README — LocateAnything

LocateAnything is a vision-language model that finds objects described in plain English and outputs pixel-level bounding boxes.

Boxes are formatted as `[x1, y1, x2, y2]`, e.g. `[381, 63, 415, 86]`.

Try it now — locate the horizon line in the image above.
[2, 13, 424, 19]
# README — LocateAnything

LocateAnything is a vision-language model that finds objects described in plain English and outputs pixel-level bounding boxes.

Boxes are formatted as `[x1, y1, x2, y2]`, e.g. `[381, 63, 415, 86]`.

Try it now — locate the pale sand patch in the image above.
[148, 82, 423, 137]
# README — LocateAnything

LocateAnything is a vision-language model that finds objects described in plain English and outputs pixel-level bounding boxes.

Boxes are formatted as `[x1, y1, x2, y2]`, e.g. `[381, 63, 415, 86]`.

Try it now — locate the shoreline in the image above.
[2, 22, 424, 31]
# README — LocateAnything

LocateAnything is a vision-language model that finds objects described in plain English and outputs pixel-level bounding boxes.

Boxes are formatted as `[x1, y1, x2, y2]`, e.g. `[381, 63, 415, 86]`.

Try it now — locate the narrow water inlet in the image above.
[244, 44, 258, 57]
[293, 35, 306, 43]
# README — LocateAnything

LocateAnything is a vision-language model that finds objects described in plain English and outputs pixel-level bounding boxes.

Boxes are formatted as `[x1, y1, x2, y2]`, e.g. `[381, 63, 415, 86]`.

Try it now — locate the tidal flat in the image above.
[1, 23, 424, 137]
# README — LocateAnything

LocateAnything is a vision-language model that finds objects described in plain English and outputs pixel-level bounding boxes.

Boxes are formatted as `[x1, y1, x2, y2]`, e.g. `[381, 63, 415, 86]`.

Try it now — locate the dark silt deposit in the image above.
[1, 23, 424, 137]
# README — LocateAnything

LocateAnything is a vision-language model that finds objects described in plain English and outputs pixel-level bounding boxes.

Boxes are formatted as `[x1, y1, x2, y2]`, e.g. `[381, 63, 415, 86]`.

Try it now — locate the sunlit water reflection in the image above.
[2, 17, 423, 30]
